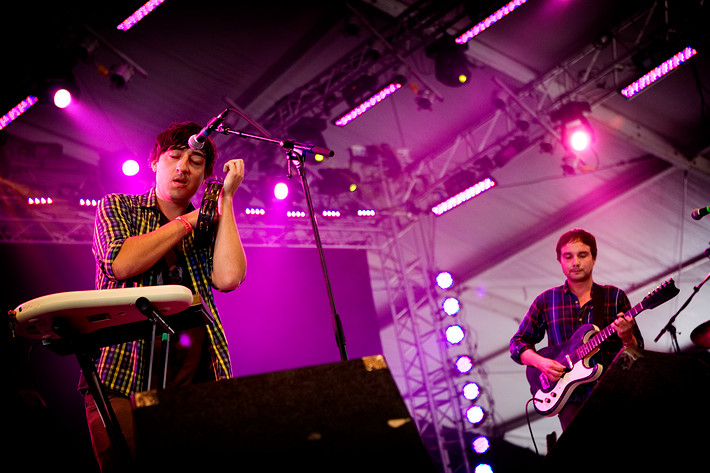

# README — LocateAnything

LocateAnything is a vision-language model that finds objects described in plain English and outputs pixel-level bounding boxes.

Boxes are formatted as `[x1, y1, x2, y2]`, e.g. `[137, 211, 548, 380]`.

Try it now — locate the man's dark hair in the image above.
[149, 121, 217, 177]
[556, 228, 597, 261]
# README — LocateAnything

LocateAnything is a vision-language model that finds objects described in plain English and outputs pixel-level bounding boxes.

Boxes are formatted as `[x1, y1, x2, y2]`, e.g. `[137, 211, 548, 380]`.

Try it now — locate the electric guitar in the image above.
[526, 278, 679, 416]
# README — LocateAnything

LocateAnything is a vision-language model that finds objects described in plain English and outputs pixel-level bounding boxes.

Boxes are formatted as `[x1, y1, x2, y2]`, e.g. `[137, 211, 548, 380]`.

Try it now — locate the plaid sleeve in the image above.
[92, 193, 135, 282]
[510, 293, 548, 364]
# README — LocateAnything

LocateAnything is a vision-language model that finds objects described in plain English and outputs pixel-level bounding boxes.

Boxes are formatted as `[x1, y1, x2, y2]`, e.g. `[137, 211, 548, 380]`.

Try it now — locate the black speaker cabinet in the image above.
[132, 355, 437, 472]
[538, 348, 710, 472]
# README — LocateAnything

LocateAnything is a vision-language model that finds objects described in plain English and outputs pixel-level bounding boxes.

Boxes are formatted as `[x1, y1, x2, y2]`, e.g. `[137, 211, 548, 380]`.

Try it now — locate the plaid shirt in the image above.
[510, 282, 644, 367]
[92, 188, 232, 396]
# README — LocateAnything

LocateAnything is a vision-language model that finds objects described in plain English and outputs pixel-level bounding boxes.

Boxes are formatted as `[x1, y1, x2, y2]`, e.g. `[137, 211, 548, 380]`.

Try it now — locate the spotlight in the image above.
[454, 355, 473, 374]
[426, 35, 470, 87]
[465, 405, 485, 424]
[273, 182, 289, 200]
[42, 72, 80, 109]
[462, 381, 481, 401]
[435, 271, 454, 289]
[550, 101, 594, 152]
[442, 297, 461, 316]
[53, 89, 72, 108]
[75, 36, 99, 63]
[471, 435, 490, 454]
[567, 127, 592, 151]
[445, 324, 465, 344]
[109, 63, 135, 88]
[315, 168, 361, 196]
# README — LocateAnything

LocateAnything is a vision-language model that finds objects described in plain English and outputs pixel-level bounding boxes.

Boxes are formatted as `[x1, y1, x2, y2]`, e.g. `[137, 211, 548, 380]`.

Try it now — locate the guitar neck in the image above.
[573, 301, 643, 362]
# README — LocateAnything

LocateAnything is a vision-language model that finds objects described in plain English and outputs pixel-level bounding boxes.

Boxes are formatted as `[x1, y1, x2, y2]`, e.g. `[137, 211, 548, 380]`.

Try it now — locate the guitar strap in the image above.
[591, 283, 605, 329]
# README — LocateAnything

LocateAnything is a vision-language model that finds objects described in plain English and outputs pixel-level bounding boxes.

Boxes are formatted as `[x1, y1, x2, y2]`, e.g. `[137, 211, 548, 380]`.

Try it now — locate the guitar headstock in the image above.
[641, 278, 680, 310]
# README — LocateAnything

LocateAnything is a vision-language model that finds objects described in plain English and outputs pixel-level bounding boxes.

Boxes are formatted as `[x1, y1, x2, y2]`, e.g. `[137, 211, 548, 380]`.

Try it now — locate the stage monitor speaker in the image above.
[538, 348, 710, 472]
[132, 355, 437, 472]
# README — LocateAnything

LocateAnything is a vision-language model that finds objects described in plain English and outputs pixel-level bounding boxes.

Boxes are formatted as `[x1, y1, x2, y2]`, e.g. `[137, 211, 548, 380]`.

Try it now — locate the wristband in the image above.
[175, 215, 193, 234]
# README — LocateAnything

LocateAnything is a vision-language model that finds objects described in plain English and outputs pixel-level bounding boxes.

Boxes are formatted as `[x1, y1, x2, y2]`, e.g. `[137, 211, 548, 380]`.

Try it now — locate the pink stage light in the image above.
[0, 95, 38, 130]
[621, 46, 697, 98]
[567, 127, 592, 151]
[436, 271, 454, 290]
[465, 405, 485, 424]
[472, 435, 490, 454]
[27, 197, 53, 205]
[462, 381, 481, 401]
[117, 0, 166, 31]
[245, 207, 266, 216]
[455, 355, 473, 374]
[455, 0, 529, 44]
[431, 177, 496, 216]
[334, 81, 403, 127]
[273, 182, 289, 200]
[53, 89, 72, 108]
[445, 324, 465, 344]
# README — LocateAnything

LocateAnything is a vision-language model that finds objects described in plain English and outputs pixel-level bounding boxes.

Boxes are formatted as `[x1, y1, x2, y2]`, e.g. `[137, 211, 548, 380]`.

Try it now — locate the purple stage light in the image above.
[455, 0, 529, 44]
[117, 0, 166, 31]
[431, 177, 496, 216]
[621, 46, 697, 99]
[334, 81, 403, 127]
[0, 95, 38, 130]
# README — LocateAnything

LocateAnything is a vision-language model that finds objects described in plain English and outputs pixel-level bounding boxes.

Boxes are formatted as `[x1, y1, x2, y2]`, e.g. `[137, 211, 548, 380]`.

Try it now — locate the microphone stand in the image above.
[654, 270, 710, 352]
[217, 124, 347, 361]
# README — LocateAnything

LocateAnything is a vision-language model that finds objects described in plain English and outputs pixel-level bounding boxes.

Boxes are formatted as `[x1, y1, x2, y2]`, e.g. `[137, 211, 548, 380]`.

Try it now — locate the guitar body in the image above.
[526, 324, 603, 416]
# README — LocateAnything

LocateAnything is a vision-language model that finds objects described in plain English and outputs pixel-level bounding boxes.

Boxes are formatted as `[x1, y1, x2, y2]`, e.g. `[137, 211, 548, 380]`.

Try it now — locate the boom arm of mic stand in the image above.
[218, 126, 334, 157]
[654, 271, 710, 350]
[217, 126, 346, 361]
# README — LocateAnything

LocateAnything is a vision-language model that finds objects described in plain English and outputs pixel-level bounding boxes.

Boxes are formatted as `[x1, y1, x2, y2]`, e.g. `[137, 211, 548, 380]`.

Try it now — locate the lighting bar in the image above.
[27, 197, 53, 205]
[286, 210, 306, 218]
[245, 207, 265, 216]
[117, 0, 166, 31]
[620, 46, 697, 99]
[455, 0, 529, 44]
[431, 177, 496, 216]
[322, 210, 342, 217]
[356, 209, 376, 217]
[334, 81, 403, 127]
[0, 95, 38, 130]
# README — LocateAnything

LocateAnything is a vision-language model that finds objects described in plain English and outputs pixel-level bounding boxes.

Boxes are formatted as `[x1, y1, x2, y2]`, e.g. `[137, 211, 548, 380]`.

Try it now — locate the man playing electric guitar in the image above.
[509, 228, 644, 430]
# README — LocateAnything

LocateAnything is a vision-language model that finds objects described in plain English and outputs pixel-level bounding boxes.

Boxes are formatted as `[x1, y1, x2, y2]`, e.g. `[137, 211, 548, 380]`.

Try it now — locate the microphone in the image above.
[691, 204, 710, 221]
[188, 109, 229, 150]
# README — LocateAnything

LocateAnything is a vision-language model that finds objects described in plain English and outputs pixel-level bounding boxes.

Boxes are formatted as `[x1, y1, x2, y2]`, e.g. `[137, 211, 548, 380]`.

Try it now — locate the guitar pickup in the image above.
[539, 373, 550, 390]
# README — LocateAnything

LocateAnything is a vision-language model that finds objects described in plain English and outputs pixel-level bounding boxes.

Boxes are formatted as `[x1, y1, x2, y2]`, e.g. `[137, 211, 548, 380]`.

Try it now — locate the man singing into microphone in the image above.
[81, 121, 247, 472]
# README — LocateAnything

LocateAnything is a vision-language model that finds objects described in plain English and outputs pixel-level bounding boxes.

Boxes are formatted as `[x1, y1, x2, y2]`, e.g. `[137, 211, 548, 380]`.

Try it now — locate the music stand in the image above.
[10, 285, 205, 471]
